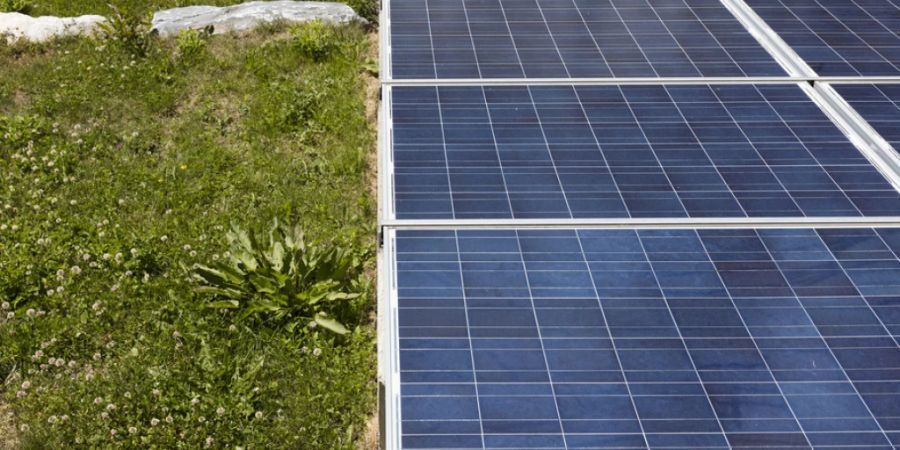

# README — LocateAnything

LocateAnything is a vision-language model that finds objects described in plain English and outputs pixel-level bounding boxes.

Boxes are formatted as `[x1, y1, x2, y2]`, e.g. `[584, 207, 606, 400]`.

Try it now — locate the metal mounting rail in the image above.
[382, 76, 900, 86]
[380, 216, 900, 230]
[721, 0, 817, 78]
[811, 83, 900, 192]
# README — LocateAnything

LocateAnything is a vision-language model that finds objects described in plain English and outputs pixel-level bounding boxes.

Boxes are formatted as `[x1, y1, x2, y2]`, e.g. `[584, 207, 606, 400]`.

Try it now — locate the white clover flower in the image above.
[165, 415, 174, 424]
[55, 286, 63, 294]
[68, 360, 77, 369]
[183, 244, 191, 251]
[33, 350, 43, 359]
[191, 397, 200, 406]
[101, 412, 109, 420]
[94, 397, 103, 405]
[16, 390, 26, 398]
[189, 251, 197, 257]
[216, 407, 225, 416]
[93, 352, 102, 361]
[110, 428, 116, 436]
[130, 248, 138, 256]
[47, 415, 58, 424]
[150, 418, 160, 426]
[114, 253, 123, 263]
[61, 415, 69, 422]
[19, 424, 29, 432]
[307, 321, 317, 329]
[21, 380, 31, 390]
[69, 200, 77, 206]
[102, 253, 111, 261]
[152, 389, 161, 396]
[0, 302, 8, 310]
[198, 416, 206, 423]
[56, 269, 65, 280]
[254, 411, 263, 419]
[10, 225, 18, 231]
[128, 426, 137, 434]
[70, 265, 82, 275]
[26, 309, 36, 318]
[205, 437, 214, 446]
[124, 392, 131, 399]
[173, 331, 182, 339]
[6, 312, 14, 320]
[313, 348, 322, 357]
[106, 403, 116, 411]
[82, 253, 91, 261]
[160, 235, 168, 242]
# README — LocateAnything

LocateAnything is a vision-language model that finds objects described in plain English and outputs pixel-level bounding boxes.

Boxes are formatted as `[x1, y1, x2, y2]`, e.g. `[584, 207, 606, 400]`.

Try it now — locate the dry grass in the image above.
[0, 402, 17, 450]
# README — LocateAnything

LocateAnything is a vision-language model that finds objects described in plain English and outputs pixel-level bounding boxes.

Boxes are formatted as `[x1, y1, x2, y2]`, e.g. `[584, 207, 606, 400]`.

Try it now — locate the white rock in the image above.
[151, 1, 364, 37]
[0, 12, 106, 43]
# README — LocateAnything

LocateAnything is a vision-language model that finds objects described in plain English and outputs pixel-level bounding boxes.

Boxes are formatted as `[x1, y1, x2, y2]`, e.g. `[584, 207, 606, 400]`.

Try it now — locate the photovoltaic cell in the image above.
[391, 84, 900, 219]
[389, 0, 787, 79]
[745, 0, 900, 77]
[394, 227, 900, 449]
[833, 83, 900, 156]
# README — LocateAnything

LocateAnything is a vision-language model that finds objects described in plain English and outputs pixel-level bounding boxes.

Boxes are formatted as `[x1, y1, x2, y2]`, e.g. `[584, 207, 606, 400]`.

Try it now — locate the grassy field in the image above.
[0, 7, 378, 449]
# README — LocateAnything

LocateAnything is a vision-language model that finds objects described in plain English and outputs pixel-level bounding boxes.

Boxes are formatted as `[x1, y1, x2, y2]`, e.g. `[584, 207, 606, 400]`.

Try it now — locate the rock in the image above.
[151, 1, 365, 37]
[0, 12, 106, 43]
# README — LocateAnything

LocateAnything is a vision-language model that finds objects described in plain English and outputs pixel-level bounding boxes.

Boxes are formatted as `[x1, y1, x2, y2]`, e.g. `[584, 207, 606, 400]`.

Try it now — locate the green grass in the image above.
[0, 20, 377, 449]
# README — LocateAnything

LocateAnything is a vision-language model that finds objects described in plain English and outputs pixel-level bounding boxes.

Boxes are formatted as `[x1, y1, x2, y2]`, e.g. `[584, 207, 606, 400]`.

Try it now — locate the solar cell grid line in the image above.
[750, 230, 893, 446]
[390, 227, 900, 450]
[742, 0, 900, 77]
[388, 0, 788, 79]
[389, 83, 900, 220]
[832, 83, 900, 157]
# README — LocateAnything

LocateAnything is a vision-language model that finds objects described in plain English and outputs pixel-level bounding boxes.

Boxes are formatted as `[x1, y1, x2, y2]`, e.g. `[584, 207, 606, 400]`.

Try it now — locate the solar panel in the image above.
[389, 0, 787, 79]
[393, 227, 900, 449]
[745, 0, 900, 77]
[391, 84, 900, 219]
[833, 83, 900, 156]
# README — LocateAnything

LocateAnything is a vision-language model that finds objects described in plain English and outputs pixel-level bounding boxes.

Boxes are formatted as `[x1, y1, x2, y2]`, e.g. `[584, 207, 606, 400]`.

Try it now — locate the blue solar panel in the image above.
[394, 227, 900, 449]
[834, 83, 900, 156]
[391, 84, 900, 219]
[745, 0, 900, 77]
[389, 0, 787, 79]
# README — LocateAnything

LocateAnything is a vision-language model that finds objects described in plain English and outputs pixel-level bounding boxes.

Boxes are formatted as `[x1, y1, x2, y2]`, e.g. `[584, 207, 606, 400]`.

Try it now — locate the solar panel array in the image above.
[395, 228, 900, 449]
[380, 0, 900, 448]
[389, 0, 787, 79]
[392, 84, 900, 219]
[745, 0, 900, 77]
